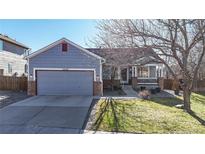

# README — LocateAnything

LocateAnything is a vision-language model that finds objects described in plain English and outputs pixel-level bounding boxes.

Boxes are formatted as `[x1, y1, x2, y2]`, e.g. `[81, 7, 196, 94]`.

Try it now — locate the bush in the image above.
[140, 86, 146, 91]
[155, 87, 161, 93]
[139, 90, 150, 100]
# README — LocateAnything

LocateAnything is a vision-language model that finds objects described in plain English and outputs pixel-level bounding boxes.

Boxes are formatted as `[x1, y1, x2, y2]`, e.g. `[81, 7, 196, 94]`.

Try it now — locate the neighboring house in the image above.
[87, 48, 165, 90]
[0, 34, 30, 76]
[26, 38, 165, 96]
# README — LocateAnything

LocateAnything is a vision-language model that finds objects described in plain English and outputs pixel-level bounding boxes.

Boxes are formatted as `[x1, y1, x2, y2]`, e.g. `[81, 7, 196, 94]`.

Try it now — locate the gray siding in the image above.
[0, 50, 27, 76]
[3, 40, 26, 55]
[29, 43, 101, 80]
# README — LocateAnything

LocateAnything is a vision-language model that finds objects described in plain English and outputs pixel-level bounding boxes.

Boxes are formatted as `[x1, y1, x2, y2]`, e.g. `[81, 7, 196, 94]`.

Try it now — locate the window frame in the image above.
[137, 66, 149, 78]
[8, 63, 12, 74]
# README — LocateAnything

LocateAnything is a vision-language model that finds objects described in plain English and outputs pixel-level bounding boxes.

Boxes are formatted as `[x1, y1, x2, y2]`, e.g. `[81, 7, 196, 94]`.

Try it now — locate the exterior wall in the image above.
[3, 40, 26, 55]
[29, 43, 101, 81]
[93, 81, 103, 96]
[0, 50, 27, 76]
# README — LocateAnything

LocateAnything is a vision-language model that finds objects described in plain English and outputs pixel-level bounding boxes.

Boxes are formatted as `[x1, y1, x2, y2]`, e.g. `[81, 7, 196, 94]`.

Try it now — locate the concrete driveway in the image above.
[0, 96, 93, 134]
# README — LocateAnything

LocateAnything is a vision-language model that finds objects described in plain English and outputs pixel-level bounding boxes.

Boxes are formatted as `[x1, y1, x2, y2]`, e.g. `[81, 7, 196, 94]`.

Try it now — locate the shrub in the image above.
[139, 90, 150, 100]
[155, 87, 161, 93]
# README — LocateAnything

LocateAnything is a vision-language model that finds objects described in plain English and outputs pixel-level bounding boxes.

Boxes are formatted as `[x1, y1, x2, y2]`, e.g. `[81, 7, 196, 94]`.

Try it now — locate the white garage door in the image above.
[37, 70, 93, 95]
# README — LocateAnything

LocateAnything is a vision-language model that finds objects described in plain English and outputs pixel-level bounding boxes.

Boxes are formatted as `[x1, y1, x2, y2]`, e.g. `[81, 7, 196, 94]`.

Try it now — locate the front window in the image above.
[149, 66, 156, 78]
[137, 66, 157, 78]
[137, 66, 149, 78]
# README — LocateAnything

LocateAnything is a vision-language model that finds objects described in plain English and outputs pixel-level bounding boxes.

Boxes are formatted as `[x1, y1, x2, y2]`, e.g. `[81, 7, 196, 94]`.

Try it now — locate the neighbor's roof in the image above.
[87, 47, 161, 65]
[0, 34, 29, 49]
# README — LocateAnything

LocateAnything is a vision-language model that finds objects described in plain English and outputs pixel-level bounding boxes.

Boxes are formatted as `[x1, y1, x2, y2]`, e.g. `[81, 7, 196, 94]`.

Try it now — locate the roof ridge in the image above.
[0, 34, 29, 49]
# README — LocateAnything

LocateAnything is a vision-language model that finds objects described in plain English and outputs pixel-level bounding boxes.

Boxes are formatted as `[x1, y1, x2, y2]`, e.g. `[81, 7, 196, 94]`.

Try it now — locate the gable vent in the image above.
[62, 42, 68, 52]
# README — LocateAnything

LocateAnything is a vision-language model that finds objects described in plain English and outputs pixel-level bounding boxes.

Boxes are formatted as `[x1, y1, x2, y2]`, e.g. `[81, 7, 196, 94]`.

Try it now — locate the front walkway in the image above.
[121, 85, 138, 97]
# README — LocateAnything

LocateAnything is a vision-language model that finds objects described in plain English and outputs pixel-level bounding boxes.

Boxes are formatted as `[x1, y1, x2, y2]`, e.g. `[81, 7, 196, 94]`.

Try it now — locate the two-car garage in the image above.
[27, 38, 104, 96]
[36, 70, 94, 96]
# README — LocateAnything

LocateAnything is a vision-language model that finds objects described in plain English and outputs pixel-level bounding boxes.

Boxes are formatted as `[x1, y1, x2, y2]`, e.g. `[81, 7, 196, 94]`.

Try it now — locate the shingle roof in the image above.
[0, 34, 29, 49]
[86, 47, 161, 65]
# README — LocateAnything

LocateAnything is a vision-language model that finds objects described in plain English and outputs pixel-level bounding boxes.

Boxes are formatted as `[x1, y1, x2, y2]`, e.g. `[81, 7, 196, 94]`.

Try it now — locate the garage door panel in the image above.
[37, 71, 93, 95]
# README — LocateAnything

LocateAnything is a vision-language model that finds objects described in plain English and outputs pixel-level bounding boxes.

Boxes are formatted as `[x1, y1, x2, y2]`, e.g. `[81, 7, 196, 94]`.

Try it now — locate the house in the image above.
[26, 38, 165, 96]
[0, 34, 30, 76]
[87, 48, 165, 90]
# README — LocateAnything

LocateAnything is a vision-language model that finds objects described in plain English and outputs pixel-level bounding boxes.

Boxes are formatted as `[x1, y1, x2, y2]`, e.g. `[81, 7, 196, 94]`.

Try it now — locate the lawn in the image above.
[89, 92, 205, 133]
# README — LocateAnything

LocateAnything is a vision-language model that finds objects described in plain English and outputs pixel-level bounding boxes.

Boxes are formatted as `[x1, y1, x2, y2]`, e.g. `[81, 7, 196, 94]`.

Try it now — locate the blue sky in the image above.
[0, 19, 98, 51]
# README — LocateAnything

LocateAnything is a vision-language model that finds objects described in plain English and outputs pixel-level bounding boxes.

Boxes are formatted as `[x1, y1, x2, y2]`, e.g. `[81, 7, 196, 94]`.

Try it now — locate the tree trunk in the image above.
[183, 86, 191, 112]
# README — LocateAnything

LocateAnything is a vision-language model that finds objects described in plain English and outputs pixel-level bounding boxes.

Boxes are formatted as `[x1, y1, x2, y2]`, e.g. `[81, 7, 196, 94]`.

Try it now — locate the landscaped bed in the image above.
[87, 92, 205, 133]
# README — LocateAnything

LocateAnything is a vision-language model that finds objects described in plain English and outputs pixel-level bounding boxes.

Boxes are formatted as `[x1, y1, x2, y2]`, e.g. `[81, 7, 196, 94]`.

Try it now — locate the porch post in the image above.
[117, 67, 120, 80]
[132, 66, 134, 77]
[155, 65, 158, 78]
[148, 66, 150, 78]
[134, 66, 137, 77]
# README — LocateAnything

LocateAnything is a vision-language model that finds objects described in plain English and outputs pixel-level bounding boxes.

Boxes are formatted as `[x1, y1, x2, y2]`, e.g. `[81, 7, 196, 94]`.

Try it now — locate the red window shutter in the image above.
[62, 43, 68, 52]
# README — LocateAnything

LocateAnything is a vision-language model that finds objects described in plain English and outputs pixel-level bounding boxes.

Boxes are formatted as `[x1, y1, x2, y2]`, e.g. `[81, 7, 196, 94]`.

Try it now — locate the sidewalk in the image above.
[82, 130, 130, 134]
[121, 85, 139, 97]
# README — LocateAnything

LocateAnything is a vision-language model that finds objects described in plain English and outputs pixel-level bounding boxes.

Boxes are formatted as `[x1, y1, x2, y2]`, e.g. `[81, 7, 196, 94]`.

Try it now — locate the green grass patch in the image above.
[90, 92, 205, 133]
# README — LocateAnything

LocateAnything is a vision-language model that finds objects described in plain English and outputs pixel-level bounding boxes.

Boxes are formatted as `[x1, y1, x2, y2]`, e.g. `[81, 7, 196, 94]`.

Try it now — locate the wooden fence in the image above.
[0, 76, 27, 91]
[163, 79, 174, 90]
[163, 78, 205, 91]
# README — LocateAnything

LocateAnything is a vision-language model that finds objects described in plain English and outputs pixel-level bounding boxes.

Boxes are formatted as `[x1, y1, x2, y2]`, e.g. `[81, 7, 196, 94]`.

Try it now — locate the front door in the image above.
[120, 67, 128, 84]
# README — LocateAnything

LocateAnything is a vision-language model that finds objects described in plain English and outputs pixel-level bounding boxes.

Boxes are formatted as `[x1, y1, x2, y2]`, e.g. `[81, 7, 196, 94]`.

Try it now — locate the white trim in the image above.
[148, 66, 150, 78]
[27, 58, 29, 80]
[100, 60, 102, 82]
[131, 66, 134, 77]
[135, 66, 137, 77]
[144, 64, 160, 66]
[32, 68, 96, 81]
[137, 82, 158, 85]
[117, 66, 120, 80]
[138, 77, 157, 79]
[26, 38, 105, 61]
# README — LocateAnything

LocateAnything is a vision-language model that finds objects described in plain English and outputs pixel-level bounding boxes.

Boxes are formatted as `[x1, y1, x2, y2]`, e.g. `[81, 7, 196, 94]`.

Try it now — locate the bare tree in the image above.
[94, 19, 205, 112]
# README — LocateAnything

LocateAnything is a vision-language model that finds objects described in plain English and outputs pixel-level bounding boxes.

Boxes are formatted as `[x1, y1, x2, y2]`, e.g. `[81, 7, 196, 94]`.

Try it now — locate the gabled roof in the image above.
[0, 34, 29, 49]
[26, 38, 105, 61]
[87, 47, 161, 65]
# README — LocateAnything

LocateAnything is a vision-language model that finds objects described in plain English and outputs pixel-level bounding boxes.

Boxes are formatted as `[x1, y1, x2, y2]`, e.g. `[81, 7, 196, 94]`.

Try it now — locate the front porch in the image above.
[102, 64, 164, 91]
[116, 64, 164, 86]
